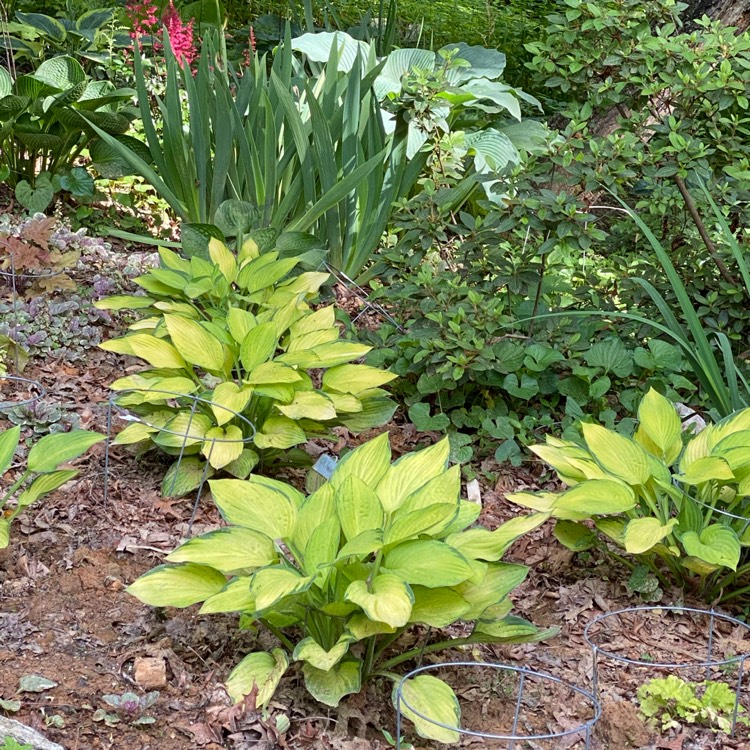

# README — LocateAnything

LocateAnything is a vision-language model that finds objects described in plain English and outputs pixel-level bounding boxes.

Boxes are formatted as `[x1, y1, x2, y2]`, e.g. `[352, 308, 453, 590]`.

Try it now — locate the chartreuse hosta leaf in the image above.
[200, 577, 255, 614]
[0, 426, 21, 475]
[635, 388, 683, 465]
[27, 430, 105, 473]
[127, 563, 227, 607]
[623, 518, 678, 555]
[396, 675, 460, 743]
[553, 520, 598, 551]
[329, 431, 392, 490]
[164, 315, 225, 371]
[336, 476, 384, 540]
[226, 649, 288, 707]
[345, 573, 414, 627]
[446, 512, 550, 561]
[383, 540, 474, 587]
[303, 659, 362, 707]
[323, 364, 398, 394]
[253, 417, 306, 450]
[551, 479, 636, 520]
[210, 383, 253, 426]
[409, 587, 471, 628]
[681, 526, 740, 571]
[167, 527, 277, 573]
[294, 634, 353, 671]
[251, 567, 316, 611]
[678, 456, 735, 485]
[581, 422, 652, 485]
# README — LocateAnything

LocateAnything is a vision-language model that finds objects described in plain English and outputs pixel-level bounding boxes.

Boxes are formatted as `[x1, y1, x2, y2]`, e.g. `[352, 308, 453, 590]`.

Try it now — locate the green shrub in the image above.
[128, 432, 555, 740]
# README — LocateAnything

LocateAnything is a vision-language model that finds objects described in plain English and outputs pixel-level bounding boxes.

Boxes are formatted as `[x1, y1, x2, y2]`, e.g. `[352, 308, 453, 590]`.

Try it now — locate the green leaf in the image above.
[302, 658, 362, 707]
[250, 567, 315, 610]
[395, 675, 460, 744]
[552, 479, 636, 520]
[345, 573, 414, 627]
[0, 518, 9, 549]
[456, 562, 528, 620]
[167, 528, 277, 573]
[200, 576, 255, 613]
[253, 416, 306, 450]
[384, 540, 473, 588]
[635, 388, 682, 465]
[584, 337, 634, 378]
[127, 563, 227, 607]
[552, 520, 598, 551]
[409, 586, 470, 627]
[226, 649, 288, 707]
[293, 634, 352, 671]
[335, 476, 384, 541]
[679, 456, 735, 485]
[681, 525, 740, 571]
[0, 425, 21, 475]
[240, 322, 278, 372]
[323, 364, 397, 394]
[446, 513, 549, 561]
[16, 470, 78, 508]
[164, 315, 225, 371]
[27, 430, 104, 473]
[581, 423, 651, 485]
[329, 431, 391, 489]
[624, 518, 678, 554]
[60, 167, 95, 197]
[15, 176, 54, 213]
[16, 13, 67, 44]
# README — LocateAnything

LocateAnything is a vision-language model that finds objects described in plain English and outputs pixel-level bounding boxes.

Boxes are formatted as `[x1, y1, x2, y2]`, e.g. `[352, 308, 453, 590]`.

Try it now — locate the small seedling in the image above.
[382, 729, 413, 749]
[1, 739, 34, 750]
[93, 691, 159, 726]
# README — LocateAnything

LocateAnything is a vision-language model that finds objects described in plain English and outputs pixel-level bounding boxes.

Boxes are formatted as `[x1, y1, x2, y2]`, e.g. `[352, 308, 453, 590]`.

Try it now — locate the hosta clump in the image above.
[96, 235, 397, 494]
[128, 434, 554, 741]
[0, 425, 104, 548]
[508, 388, 750, 602]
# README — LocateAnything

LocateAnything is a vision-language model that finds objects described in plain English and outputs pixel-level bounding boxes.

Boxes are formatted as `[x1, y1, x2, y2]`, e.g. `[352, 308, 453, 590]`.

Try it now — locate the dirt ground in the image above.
[1, 243, 750, 750]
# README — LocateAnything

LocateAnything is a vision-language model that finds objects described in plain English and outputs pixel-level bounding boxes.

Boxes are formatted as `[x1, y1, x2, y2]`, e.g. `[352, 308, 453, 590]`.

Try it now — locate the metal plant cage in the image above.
[104, 388, 256, 530]
[394, 662, 601, 749]
[0, 374, 45, 412]
[584, 605, 750, 736]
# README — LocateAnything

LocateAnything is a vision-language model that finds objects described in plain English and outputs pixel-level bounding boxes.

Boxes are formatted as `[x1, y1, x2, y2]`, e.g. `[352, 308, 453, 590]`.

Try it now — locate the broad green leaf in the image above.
[127, 563, 227, 607]
[226, 649, 288, 707]
[0, 426, 21, 475]
[376, 438, 450, 513]
[384, 503, 458, 545]
[635, 388, 682, 465]
[681, 525, 740, 571]
[277, 391, 337, 421]
[302, 658, 362, 707]
[345, 573, 414, 627]
[16, 470, 77, 508]
[303, 517, 340, 580]
[553, 520, 598, 551]
[240, 322, 278, 372]
[210, 479, 297, 539]
[208, 238, 237, 282]
[384, 540, 473, 587]
[581, 423, 651, 485]
[164, 315, 225, 371]
[337, 529, 384, 559]
[153, 412, 213, 448]
[456, 562, 528, 620]
[167, 528, 277, 573]
[253, 416, 306, 449]
[595, 517, 627, 545]
[446, 513, 549, 561]
[250, 567, 315, 610]
[210, 383, 253, 426]
[624, 518, 678, 554]
[409, 586, 470, 627]
[162, 456, 213, 497]
[202, 426, 245, 469]
[95, 295, 154, 311]
[200, 576, 255, 613]
[346, 614, 396, 639]
[505, 490, 558, 513]
[27, 431, 104, 473]
[552, 479, 636, 520]
[329, 431, 391, 489]
[245, 361, 302, 385]
[105, 334, 186, 369]
[227, 308, 257, 345]
[292, 484, 336, 554]
[0, 518, 9, 549]
[294, 635, 352, 671]
[396, 675, 460, 744]
[474, 614, 541, 641]
[335, 476, 384, 541]
[323, 364, 397, 394]
[399, 465, 461, 513]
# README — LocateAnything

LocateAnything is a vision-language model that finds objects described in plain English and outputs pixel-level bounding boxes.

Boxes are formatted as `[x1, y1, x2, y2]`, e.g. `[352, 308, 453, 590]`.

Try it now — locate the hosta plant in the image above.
[508, 388, 750, 602]
[127, 434, 554, 741]
[96, 235, 397, 495]
[0, 426, 104, 547]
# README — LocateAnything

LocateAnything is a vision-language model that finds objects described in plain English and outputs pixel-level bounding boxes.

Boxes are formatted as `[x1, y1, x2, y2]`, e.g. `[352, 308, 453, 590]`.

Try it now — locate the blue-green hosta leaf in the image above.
[634, 388, 682, 465]
[16, 13, 67, 44]
[581, 423, 652, 485]
[624, 518, 678, 555]
[0, 66, 13, 98]
[409, 586, 470, 628]
[440, 42, 506, 81]
[500, 120, 550, 153]
[27, 430, 104, 473]
[376, 438, 450, 513]
[294, 635, 353, 671]
[250, 567, 316, 610]
[35, 55, 85, 88]
[395, 675, 460, 743]
[681, 525, 740, 571]
[127, 563, 227, 607]
[465, 128, 521, 173]
[552, 479, 636, 520]
[302, 658, 362, 707]
[200, 577, 255, 614]
[167, 528, 277, 573]
[210, 478, 297, 539]
[226, 649, 288, 706]
[446, 513, 549, 561]
[383, 540, 474, 588]
[345, 573, 414, 627]
[374, 47, 436, 98]
[292, 31, 371, 72]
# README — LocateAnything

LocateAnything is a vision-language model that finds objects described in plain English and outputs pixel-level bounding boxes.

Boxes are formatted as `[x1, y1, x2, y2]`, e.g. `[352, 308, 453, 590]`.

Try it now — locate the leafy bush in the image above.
[128, 433, 554, 740]
[508, 389, 750, 602]
[96, 234, 397, 493]
[0, 426, 104, 548]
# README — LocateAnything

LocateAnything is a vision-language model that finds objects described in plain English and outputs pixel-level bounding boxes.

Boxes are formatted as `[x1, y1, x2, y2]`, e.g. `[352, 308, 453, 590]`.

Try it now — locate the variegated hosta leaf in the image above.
[395, 675, 460, 744]
[383, 540, 474, 588]
[166, 527, 277, 573]
[446, 512, 549, 561]
[635, 388, 682, 465]
[335, 475, 384, 541]
[623, 517, 678, 555]
[345, 613, 396, 639]
[551, 479, 636, 520]
[345, 573, 414, 627]
[581, 423, 652, 485]
[210, 382, 254, 426]
[384, 503, 459, 545]
[277, 391, 337, 421]
[302, 658, 362, 707]
[681, 525, 740, 571]
[202, 425, 245, 469]
[127, 563, 227, 607]
[329, 431, 391, 490]
[293, 635, 353, 671]
[164, 315, 225, 371]
[398, 464, 461, 513]
[322, 364, 398, 395]
[200, 576, 255, 614]
[226, 648, 288, 707]
[409, 586, 471, 628]
[250, 567, 316, 611]
[678, 456, 735, 485]
[253, 416, 306, 450]
[456, 562, 528, 620]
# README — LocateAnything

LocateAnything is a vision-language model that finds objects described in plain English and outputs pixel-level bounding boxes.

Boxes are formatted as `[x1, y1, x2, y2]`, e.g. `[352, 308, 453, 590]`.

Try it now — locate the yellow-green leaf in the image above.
[623, 517, 678, 554]
[16, 470, 78, 508]
[681, 525, 740, 570]
[164, 315, 225, 371]
[329, 432, 391, 490]
[345, 573, 414, 627]
[240, 322, 278, 372]
[302, 658, 361, 707]
[167, 528, 276, 573]
[209, 382, 253, 426]
[409, 586, 470, 627]
[250, 567, 315, 610]
[552, 479, 636, 520]
[245, 362, 302, 385]
[335, 476, 385, 541]
[226, 649, 288, 707]
[678, 456, 735, 485]
[446, 513, 550, 561]
[277, 391, 337, 421]
[200, 576, 255, 613]
[384, 540, 473, 587]
[202, 425, 245, 469]
[27, 431, 104, 473]
[635, 388, 682, 464]
[208, 237, 238, 282]
[127, 563, 227, 607]
[323, 364, 397, 394]
[253, 416, 306, 450]
[293, 635, 352, 671]
[396, 675, 460, 744]
[581, 422, 651, 485]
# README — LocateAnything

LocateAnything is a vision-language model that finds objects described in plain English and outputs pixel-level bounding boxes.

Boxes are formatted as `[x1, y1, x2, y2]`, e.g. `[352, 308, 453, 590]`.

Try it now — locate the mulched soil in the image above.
[1, 231, 749, 750]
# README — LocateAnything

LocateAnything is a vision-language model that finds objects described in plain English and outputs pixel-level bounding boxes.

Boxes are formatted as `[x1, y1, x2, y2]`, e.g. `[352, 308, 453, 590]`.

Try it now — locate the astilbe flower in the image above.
[161, 2, 196, 68]
[125, 0, 158, 40]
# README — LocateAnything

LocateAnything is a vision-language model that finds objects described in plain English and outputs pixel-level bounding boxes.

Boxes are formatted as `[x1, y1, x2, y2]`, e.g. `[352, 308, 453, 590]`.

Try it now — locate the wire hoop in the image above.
[0, 374, 46, 411]
[584, 606, 750, 736]
[104, 387, 256, 532]
[394, 661, 601, 749]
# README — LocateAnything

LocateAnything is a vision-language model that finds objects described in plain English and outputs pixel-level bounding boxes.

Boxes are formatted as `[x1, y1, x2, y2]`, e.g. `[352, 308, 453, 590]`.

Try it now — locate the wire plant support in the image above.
[394, 661, 601, 749]
[584, 605, 750, 737]
[104, 388, 256, 532]
[0, 374, 45, 412]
